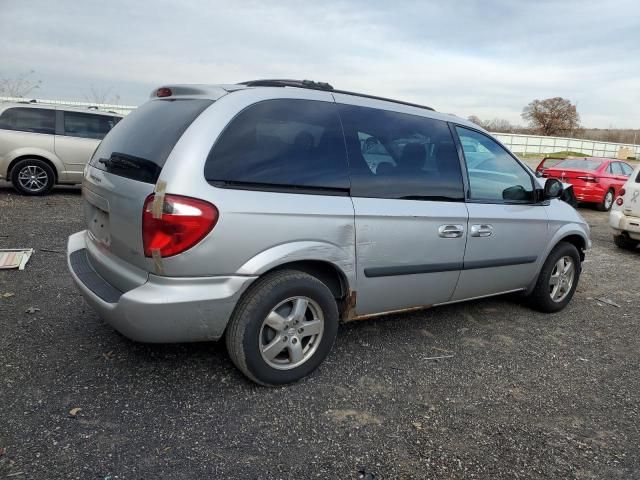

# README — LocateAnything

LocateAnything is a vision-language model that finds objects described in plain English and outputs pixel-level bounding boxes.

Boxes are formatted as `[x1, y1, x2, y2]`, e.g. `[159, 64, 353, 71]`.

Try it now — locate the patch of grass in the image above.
[548, 150, 590, 157]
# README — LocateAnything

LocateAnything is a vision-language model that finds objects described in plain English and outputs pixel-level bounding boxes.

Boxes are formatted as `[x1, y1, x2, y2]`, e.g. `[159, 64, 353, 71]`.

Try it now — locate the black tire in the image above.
[526, 242, 581, 313]
[613, 234, 639, 250]
[225, 270, 339, 386]
[597, 188, 615, 211]
[10, 158, 55, 195]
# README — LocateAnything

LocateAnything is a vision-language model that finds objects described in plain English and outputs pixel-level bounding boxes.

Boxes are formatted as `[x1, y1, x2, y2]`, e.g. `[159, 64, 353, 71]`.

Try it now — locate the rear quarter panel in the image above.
[0, 130, 65, 180]
[149, 87, 357, 289]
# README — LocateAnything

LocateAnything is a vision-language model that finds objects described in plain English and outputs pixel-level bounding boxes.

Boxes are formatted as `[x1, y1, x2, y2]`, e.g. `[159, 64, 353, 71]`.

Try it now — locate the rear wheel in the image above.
[597, 188, 614, 211]
[613, 233, 639, 250]
[526, 242, 581, 313]
[10, 158, 55, 195]
[225, 270, 339, 386]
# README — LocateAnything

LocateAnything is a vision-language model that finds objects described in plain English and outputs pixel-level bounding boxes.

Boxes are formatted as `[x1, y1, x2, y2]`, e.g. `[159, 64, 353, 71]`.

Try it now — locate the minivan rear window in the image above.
[91, 99, 212, 183]
[0, 107, 56, 135]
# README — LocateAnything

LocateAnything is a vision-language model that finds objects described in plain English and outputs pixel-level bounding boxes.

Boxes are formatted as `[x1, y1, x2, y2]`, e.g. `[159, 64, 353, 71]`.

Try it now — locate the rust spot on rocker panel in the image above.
[340, 290, 358, 321]
[345, 304, 433, 322]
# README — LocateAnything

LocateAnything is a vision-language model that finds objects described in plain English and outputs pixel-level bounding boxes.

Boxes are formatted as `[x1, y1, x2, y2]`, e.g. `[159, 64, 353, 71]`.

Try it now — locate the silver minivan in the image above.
[67, 80, 591, 385]
[0, 102, 122, 194]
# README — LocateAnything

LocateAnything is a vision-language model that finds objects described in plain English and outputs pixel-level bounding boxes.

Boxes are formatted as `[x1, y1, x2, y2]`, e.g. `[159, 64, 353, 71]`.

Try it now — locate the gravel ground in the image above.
[1, 184, 639, 479]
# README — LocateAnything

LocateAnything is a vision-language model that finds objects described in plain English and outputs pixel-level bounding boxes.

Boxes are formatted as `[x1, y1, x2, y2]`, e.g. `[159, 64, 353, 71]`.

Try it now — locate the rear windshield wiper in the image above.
[95, 152, 163, 184]
[98, 153, 142, 170]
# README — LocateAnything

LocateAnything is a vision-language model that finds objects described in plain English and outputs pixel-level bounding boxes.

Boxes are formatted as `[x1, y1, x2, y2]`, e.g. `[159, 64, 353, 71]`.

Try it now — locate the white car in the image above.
[610, 162, 640, 249]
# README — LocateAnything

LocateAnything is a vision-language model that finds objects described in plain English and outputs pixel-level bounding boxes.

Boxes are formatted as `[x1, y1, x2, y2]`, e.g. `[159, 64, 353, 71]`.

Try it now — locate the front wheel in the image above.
[526, 242, 581, 313]
[225, 270, 339, 386]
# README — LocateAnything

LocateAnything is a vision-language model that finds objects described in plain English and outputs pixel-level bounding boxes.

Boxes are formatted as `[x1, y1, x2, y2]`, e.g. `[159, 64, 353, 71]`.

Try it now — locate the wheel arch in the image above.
[525, 226, 589, 294]
[8, 153, 61, 183]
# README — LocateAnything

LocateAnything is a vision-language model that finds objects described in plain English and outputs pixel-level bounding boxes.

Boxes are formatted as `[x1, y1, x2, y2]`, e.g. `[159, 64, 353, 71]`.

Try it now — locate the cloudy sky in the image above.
[1, 0, 638, 128]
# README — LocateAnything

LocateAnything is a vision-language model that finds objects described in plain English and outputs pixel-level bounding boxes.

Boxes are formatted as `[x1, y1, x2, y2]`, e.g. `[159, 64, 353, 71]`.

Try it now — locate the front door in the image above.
[452, 126, 549, 300]
[336, 100, 469, 316]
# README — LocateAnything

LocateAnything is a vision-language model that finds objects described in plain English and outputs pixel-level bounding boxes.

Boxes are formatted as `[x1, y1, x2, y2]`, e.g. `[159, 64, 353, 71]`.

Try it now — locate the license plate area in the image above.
[88, 206, 111, 248]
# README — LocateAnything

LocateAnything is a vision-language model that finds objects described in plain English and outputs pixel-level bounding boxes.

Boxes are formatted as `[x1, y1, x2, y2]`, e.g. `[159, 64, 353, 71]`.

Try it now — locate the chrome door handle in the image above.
[471, 224, 493, 237]
[438, 224, 464, 238]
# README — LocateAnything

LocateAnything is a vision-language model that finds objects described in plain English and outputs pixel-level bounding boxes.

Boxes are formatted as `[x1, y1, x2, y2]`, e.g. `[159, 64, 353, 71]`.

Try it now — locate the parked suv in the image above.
[0, 102, 122, 195]
[67, 80, 590, 385]
[610, 162, 640, 249]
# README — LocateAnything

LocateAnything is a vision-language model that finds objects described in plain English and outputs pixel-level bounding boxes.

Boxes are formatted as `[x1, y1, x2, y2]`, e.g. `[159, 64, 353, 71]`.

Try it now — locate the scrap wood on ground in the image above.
[0, 249, 34, 270]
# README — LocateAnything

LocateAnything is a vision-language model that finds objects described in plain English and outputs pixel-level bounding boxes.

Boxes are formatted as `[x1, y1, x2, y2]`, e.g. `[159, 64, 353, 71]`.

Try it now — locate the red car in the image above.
[536, 157, 634, 211]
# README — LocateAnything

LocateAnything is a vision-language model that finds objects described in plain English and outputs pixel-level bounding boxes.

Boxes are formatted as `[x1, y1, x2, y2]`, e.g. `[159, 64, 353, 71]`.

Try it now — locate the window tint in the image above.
[338, 104, 464, 200]
[63, 112, 120, 140]
[457, 127, 534, 202]
[0, 107, 55, 134]
[620, 163, 633, 176]
[92, 99, 212, 184]
[205, 99, 349, 191]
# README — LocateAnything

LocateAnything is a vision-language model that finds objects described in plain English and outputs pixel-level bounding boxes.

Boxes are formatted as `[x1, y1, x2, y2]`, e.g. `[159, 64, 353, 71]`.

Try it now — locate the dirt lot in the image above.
[1, 185, 639, 480]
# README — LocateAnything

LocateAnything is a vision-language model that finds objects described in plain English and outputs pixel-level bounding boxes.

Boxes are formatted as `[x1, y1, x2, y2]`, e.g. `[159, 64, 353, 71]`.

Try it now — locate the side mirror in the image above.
[543, 178, 563, 199]
[503, 185, 528, 201]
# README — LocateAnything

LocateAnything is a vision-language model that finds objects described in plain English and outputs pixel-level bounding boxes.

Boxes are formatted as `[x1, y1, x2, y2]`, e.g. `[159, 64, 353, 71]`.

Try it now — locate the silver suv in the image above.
[0, 102, 122, 195]
[67, 80, 590, 385]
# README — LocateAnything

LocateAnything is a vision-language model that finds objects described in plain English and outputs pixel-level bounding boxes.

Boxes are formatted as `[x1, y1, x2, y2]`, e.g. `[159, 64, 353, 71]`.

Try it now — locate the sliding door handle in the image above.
[438, 224, 464, 238]
[470, 224, 494, 237]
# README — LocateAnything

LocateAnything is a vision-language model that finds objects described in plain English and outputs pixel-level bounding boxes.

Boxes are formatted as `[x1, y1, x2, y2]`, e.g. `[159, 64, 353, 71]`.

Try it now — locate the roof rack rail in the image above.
[238, 79, 434, 112]
[240, 79, 334, 91]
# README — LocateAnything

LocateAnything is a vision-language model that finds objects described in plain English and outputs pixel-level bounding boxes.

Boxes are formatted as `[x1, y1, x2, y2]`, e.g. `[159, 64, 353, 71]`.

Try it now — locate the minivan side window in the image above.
[205, 99, 349, 192]
[63, 112, 120, 140]
[456, 127, 534, 202]
[0, 107, 56, 135]
[338, 104, 464, 200]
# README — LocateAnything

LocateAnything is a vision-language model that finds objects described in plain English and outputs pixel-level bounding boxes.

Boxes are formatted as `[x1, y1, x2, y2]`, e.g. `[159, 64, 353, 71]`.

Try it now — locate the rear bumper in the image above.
[610, 211, 640, 240]
[67, 231, 256, 343]
[571, 184, 605, 203]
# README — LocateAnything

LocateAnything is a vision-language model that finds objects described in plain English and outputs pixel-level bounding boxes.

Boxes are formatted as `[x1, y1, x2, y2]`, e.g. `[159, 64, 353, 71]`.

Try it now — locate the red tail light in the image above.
[616, 197, 624, 206]
[156, 87, 172, 98]
[619, 188, 626, 196]
[576, 175, 597, 183]
[142, 194, 218, 258]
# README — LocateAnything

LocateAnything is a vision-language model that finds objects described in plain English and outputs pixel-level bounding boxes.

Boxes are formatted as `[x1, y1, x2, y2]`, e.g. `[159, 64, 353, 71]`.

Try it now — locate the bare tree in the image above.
[522, 97, 580, 136]
[84, 85, 120, 105]
[467, 115, 514, 133]
[0, 70, 42, 98]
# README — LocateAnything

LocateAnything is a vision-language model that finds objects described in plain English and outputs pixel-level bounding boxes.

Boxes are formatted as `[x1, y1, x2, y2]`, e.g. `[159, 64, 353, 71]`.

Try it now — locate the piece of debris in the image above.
[412, 421, 423, 430]
[68, 407, 82, 417]
[595, 297, 621, 308]
[0, 249, 34, 270]
[39, 248, 64, 254]
[357, 468, 377, 480]
[25, 307, 40, 314]
[1, 292, 15, 298]
[423, 354, 455, 361]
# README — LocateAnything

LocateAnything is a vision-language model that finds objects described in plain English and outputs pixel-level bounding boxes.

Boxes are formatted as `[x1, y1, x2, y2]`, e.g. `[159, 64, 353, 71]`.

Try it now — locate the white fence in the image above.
[493, 132, 640, 159]
[0, 96, 136, 116]
[2, 96, 638, 159]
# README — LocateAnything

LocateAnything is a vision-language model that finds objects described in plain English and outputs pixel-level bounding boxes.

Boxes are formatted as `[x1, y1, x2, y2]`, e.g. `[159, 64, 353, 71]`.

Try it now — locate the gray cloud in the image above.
[1, 0, 638, 127]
